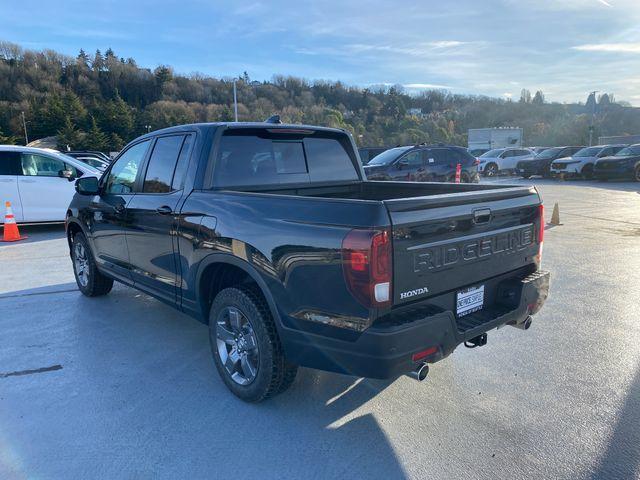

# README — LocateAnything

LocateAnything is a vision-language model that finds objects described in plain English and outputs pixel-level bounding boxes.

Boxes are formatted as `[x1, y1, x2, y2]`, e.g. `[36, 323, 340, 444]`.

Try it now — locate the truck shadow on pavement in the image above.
[590, 365, 640, 480]
[0, 283, 408, 479]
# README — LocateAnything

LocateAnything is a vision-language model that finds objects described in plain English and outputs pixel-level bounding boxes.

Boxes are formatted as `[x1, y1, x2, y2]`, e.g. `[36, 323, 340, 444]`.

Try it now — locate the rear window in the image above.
[213, 129, 359, 188]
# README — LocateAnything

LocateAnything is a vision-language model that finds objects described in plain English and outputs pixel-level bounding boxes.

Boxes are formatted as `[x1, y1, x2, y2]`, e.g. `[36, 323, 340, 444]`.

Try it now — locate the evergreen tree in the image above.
[108, 132, 124, 151]
[77, 48, 89, 68]
[82, 117, 108, 150]
[56, 116, 82, 150]
[532, 91, 545, 105]
[62, 91, 88, 126]
[92, 49, 105, 71]
[519, 89, 532, 104]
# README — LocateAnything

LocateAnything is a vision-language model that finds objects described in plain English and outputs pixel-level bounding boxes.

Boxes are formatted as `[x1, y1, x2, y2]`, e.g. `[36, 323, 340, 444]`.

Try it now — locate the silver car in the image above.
[478, 147, 535, 177]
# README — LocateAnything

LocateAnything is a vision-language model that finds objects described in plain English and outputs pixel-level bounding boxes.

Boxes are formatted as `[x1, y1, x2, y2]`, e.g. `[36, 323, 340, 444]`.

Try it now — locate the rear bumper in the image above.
[280, 269, 550, 379]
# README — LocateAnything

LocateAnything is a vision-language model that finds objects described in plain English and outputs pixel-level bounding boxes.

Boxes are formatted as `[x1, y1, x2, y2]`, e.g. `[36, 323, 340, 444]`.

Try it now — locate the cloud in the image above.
[403, 83, 451, 90]
[596, 0, 612, 6]
[427, 41, 468, 48]
[572, 42, 640, 52]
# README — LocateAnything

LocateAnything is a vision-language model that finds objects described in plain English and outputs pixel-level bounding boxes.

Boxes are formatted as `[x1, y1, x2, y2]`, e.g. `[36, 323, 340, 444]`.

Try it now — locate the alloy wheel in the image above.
[74, 241, 89, 287]
[215, 306, 259, 385]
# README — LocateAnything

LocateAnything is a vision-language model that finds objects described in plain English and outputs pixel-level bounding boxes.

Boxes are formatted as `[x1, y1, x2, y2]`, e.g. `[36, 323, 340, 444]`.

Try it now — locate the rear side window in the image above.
[0, 151, 22, 175]
[143, 135, 185, 193]
[213, 129, 358, 187]
[450, 149, 474, 166]
[430, 149, 451, 165]
[171, 134, 194, 190]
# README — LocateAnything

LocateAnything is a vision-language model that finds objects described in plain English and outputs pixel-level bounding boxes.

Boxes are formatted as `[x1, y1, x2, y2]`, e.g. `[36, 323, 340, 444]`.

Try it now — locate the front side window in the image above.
[143, 135, 185, 193]
[367, 147, 411, 166]
[105, 140, 150, 194]
[535, 147, 562, 160]
[400, 151, 423, 167]
[21, 153, 77, 177]
[480, 149, 503, 158]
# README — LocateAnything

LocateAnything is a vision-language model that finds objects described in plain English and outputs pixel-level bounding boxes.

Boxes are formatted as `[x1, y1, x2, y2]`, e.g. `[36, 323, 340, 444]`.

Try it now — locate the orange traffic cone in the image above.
[2, 201, 27, 242]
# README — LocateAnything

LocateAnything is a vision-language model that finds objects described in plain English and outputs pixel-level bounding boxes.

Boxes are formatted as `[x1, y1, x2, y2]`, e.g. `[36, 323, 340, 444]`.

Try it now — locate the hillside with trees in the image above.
[1, 40, 639, 152]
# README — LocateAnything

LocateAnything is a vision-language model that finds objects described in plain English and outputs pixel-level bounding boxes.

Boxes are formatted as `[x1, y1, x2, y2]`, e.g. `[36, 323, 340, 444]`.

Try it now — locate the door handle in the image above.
[19, 179, 37, 183]
[156, 205, 173, 215]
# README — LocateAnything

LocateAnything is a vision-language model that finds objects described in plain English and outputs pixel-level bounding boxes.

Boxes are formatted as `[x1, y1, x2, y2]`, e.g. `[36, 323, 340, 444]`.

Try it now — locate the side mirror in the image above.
[75, 176, 100, 195]
[59, 169, 75, 181]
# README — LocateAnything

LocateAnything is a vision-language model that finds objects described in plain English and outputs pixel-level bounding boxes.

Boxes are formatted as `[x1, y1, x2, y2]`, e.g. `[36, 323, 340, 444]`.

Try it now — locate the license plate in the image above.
[456, 285, 485, 317]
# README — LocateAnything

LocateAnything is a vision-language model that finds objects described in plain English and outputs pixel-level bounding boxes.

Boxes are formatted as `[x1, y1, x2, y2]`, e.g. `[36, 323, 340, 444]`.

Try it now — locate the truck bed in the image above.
[228, 179, 534, 203]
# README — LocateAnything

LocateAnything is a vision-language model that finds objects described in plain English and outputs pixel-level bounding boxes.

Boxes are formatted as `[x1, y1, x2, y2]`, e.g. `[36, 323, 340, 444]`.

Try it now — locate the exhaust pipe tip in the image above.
[408, 363, 429, 382]
[510, 315, 533, 330]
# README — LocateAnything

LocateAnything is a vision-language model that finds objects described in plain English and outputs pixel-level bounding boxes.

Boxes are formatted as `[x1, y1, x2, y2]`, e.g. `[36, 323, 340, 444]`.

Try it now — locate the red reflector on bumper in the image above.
[412, 346, 438, 362]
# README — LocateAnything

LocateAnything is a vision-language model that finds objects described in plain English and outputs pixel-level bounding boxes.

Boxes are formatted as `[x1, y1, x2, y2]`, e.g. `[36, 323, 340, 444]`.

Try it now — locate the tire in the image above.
[209, 286, 297, 402]
[71, 232, 114, 297]
[484, 163, 498, 177]
[581, 164, 594, 180]
[634, 165, 640, 182]
[521, 174, 531, 179]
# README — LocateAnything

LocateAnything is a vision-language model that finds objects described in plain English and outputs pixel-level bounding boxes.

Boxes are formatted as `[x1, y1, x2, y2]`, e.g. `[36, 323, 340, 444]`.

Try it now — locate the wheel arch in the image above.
[65, 218, 85, 250]
[196, 253, 283, 332]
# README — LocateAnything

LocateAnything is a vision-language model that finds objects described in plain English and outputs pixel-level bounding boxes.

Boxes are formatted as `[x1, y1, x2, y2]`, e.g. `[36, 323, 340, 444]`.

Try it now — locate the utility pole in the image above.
[589, 90, 598, 146]
[233, 79, 238, 122]
[21, 111, 29, 145]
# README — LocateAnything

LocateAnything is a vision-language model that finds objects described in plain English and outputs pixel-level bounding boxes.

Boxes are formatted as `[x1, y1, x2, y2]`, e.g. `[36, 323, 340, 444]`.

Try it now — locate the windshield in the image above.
[535, 147, 563, 159]
[480, 149, 503, 158]
[574, 147, 601, 157]
[614, 146, 640, 156]
[366, 147, 411, 165]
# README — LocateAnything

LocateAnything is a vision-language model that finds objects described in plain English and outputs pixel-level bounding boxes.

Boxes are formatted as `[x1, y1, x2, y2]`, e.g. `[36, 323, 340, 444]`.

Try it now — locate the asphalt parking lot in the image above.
[1, 178, 639, 480]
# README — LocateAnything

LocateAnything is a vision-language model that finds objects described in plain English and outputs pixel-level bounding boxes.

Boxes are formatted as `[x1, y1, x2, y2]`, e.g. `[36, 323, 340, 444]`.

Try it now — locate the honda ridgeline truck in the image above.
[66, 120, 550, 402]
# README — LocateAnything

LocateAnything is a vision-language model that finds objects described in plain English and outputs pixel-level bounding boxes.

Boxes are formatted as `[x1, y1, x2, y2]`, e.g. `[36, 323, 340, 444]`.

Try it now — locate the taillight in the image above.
[342, 228, 392, 308]
[474, 158, 480, 166]
[536, 204, 544, 265]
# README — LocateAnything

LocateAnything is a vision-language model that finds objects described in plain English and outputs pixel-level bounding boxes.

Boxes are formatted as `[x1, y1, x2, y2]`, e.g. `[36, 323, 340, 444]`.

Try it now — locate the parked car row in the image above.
[359, 141, 640, 183]
[470, 143, 640, 182]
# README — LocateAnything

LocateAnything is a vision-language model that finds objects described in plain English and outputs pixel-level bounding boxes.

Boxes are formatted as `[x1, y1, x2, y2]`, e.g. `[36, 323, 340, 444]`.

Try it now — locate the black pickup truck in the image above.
[66, 121, 550, 402]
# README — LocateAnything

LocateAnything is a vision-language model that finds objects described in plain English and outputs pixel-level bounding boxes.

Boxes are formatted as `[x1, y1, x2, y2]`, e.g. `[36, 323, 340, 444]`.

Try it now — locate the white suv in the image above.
[478, 148, 535, 177]
[550, 144, 626, 179]
[0, 146, 100, 223]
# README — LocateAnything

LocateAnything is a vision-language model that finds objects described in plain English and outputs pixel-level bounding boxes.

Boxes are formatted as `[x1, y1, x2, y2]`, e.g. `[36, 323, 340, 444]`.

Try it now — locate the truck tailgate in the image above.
[385, 187, 542, 306]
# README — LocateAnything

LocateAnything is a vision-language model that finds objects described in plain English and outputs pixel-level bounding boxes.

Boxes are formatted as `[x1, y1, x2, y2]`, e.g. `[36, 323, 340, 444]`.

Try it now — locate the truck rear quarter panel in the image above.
[176, 190, 391, 334]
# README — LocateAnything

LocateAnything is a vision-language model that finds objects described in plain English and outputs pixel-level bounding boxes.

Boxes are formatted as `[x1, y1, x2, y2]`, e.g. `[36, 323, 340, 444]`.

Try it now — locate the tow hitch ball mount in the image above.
[464, 333, 487, 349]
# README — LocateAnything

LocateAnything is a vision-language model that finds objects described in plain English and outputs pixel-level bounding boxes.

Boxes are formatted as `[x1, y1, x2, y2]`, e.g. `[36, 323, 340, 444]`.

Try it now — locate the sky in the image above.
[2, 0, 640, 105]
